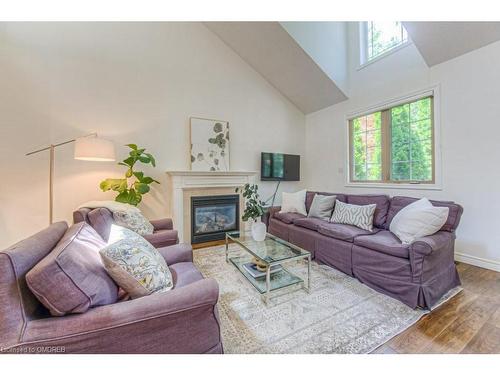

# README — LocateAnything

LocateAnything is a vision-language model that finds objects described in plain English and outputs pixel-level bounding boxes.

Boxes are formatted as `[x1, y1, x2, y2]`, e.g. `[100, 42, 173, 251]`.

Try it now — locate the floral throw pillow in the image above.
[100, 226, 173, 299]
[113, 210, 154, 236]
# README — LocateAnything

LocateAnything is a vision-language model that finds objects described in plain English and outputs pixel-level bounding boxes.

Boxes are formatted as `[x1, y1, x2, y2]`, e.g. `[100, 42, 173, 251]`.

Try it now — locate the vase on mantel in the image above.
[251, 217, 267, 242]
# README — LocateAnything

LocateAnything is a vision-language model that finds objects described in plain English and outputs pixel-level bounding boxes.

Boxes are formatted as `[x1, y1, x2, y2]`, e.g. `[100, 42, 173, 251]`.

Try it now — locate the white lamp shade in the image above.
[74, 136, 115, 161]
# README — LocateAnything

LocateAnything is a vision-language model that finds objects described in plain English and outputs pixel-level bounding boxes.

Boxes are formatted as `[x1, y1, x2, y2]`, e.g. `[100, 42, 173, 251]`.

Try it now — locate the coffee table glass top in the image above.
[226, 231, 310, 265]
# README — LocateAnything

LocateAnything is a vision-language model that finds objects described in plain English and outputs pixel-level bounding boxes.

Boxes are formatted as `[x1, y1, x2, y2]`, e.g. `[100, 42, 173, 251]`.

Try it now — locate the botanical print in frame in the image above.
[190, 117, 230, 171]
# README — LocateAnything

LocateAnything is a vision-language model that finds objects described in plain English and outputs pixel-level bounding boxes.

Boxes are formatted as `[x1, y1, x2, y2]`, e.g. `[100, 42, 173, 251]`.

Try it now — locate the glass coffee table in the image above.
[225, 231, 311, 304]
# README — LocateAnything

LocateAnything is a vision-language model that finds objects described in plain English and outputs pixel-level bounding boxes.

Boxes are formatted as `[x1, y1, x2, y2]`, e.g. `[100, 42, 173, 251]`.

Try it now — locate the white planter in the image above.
[251, 218, 267, 242]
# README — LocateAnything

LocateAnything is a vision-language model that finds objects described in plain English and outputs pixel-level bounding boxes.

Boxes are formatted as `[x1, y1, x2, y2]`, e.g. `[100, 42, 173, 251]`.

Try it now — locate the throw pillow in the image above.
[280, 189, 307, 216]
[113, 210, 154, 236]
[389, 198, 449, 244]
[308, 194, 337, 221]
[330, 200, 376, 231]
[100, 226, 173, 299]
[26, 223, 119, 316]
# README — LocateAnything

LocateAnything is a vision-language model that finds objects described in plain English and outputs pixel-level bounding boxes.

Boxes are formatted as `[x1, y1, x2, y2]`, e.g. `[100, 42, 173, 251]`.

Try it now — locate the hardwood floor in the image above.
[373, 262, 500, 354]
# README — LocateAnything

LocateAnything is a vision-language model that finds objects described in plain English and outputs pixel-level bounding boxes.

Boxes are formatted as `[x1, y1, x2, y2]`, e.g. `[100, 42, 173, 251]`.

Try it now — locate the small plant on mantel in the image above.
[100, 144, 159, 206]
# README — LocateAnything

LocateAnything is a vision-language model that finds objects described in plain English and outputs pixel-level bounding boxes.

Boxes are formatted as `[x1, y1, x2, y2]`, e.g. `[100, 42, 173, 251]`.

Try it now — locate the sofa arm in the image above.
[411, 231, 456, 256]
[409, 231, 456, 284]
[157, 243, 193, 264]
[268, 206, 281, 219]
[19, 279, 221, 353]
[150, 218, 174, 231]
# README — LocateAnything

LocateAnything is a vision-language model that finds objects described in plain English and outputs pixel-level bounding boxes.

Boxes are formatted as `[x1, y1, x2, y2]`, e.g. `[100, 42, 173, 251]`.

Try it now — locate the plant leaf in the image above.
[133, 171, 144, 181]
[100, 178, 128, 193]
[145, 153, 156, 167]
[134, 182, 150, 194]
[126, 144, 138, 150]
[123, 156, 135, 167]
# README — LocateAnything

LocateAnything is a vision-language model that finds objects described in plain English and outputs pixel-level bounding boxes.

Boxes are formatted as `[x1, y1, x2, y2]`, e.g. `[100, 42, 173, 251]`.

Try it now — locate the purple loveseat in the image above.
[74, 207, 178, 248]
[0, 222, 223, 354]
[266, 192, 463, 309]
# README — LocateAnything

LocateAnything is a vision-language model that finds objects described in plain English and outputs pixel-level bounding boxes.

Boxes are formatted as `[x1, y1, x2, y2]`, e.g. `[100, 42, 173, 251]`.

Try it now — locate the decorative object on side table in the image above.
[190, 117, 230, 171]
[100, 144, 159, 206]
[236, 183, 266, 241]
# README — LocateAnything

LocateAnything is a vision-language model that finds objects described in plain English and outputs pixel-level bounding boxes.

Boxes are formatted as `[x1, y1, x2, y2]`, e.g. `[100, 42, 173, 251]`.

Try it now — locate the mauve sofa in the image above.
[74, 207, 178, 248]
[0, 222, 223, 354]
[266, 192, 463, 309]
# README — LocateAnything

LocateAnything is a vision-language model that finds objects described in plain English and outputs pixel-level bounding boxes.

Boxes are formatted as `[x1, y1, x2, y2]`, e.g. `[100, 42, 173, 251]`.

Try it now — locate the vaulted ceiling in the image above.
[206, 22, 500, 114]
[403, 22, 500, 66]
[205, 22, 347, 114]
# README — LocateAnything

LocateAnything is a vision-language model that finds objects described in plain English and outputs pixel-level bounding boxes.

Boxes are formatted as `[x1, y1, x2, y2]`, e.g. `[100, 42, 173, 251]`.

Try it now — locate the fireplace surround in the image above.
[191, 194, 239, 243]
[166, 171, 257, 243]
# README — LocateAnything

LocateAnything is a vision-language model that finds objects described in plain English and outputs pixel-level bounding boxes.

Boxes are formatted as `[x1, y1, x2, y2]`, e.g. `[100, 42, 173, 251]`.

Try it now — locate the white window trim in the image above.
[344, 85, 443, 191]
[358, 22, 412, 70]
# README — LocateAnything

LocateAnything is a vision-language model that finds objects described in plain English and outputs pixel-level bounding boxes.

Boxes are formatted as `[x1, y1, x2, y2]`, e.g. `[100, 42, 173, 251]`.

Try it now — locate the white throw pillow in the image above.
[389, 198, 449, 244]
[280, 189, 307, 216]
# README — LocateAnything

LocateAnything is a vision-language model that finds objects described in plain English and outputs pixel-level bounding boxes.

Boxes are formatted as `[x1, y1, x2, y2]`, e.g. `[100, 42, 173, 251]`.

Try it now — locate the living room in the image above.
[1, 0, 499, 372]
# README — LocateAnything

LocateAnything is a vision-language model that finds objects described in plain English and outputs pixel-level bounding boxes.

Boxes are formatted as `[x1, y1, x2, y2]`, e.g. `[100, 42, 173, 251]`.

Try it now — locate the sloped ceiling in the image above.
[205, 22, 347, 114]
[403, 22, 500, 67]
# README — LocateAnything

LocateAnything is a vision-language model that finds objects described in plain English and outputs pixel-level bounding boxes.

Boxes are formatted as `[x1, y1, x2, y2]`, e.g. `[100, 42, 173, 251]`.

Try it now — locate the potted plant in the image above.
[100, 144, 159, 206]
[236, 183, 266, 241]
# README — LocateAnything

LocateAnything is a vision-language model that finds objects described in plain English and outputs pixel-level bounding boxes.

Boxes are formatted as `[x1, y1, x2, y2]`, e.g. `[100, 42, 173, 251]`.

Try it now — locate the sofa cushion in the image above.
[26, 222, 119, 316]
[318, 222, 378, 242]
[100, 226, 173, 299]
[347, 194, 390, 228]
[386, 196, 463, 232]
[273, 211, 306, 224]
[293, 217, 326, 231]
[306, 191, 347, 213]
[169, 262, 204, 289]
[353, 230, 410, 259]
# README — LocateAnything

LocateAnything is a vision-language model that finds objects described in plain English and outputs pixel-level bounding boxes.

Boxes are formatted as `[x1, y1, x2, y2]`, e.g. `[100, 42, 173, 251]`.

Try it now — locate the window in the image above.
[349, 96, 434, 184]
[361, 21, 408, 63]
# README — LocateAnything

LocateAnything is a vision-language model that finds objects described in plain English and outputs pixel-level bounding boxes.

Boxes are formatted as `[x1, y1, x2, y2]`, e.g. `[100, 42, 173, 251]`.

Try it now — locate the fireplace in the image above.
[191, 194, 240, 244]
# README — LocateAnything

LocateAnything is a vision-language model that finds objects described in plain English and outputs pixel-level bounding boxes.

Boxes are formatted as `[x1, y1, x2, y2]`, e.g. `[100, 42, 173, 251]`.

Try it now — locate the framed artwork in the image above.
[190, 117, 230, 171]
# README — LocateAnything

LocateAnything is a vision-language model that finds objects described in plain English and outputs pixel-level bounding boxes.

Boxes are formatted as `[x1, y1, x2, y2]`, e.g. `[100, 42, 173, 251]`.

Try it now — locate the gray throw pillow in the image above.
[330, 200, 376, 231]
[100, 226, 173, 299]
[308, 194, 337, 221]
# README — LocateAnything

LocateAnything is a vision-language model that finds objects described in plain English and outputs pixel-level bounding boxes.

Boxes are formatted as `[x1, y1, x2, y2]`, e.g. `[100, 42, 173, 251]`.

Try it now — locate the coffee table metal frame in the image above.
[225, 231, 311, 304]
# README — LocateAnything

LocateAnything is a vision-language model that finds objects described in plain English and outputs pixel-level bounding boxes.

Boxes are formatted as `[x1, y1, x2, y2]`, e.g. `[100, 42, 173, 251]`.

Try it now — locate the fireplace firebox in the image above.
[191, 194, 239, 244]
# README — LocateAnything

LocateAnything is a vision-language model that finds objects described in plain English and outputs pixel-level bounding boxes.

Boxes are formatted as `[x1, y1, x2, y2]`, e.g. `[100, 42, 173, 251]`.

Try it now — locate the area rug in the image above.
[194, 245, 462, 354]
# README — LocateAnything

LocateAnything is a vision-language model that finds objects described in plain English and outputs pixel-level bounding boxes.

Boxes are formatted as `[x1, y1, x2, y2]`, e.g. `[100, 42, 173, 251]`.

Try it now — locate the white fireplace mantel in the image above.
[166, 171, 257, 242]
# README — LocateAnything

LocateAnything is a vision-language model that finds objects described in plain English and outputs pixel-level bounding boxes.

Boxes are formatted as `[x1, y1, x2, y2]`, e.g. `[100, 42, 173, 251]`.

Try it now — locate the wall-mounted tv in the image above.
[261, 152, 300, 181]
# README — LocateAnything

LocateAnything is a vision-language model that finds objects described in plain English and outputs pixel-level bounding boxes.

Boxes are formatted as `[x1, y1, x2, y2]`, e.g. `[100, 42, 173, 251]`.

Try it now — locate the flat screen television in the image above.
[261, 152, 300, 181]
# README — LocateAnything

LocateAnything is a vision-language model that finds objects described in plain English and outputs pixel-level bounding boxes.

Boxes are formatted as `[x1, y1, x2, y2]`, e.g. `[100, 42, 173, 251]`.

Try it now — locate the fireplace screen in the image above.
[191, 194, 239, 243]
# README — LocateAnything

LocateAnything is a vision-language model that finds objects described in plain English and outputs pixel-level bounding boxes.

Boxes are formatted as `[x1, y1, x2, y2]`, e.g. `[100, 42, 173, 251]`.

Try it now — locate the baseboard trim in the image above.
[455, 252, 500, 272]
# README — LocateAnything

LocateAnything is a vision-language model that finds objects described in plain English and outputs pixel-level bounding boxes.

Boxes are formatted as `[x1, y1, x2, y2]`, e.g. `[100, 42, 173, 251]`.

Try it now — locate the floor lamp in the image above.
[26, 133, 115, 224]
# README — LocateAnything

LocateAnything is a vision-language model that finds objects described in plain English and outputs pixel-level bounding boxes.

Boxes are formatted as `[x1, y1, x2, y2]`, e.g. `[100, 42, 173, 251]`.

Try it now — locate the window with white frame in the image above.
[348, 95, 435, 184]
[360, 21, 408, 64]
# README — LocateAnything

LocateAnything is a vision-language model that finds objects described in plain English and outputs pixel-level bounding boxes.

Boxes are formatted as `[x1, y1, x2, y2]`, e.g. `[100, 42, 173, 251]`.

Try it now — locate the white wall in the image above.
[0, 22, 305, 249]
[305, 23, 500, 271]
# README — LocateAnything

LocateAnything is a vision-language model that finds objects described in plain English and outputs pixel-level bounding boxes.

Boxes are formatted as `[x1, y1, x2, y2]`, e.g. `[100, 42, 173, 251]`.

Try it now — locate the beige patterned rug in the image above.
[194, 245, 462, 354]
